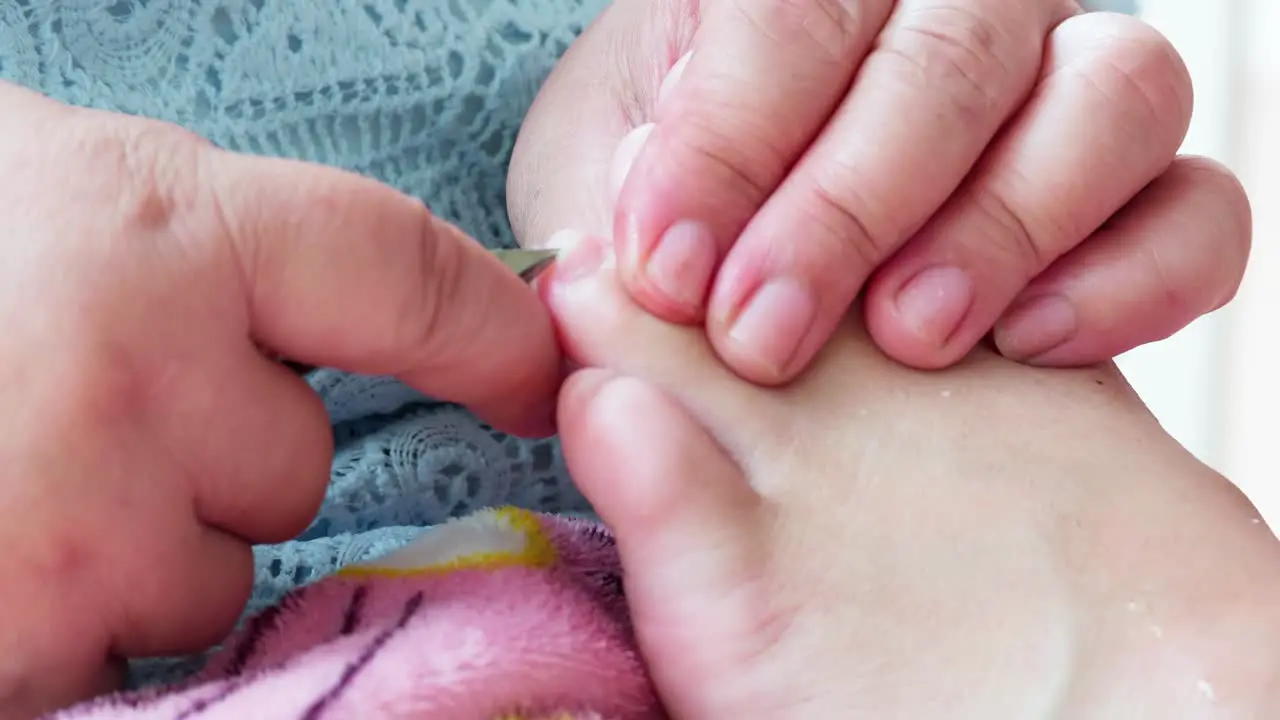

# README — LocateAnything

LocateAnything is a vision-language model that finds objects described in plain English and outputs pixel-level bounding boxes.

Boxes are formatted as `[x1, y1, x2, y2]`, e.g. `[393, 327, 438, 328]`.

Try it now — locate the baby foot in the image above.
[542, 233, 1280, 719]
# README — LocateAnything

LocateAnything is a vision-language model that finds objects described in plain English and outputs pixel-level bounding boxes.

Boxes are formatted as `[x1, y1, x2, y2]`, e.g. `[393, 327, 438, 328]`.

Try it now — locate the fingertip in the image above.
[993, 293, 1089, 366]
[863, 271, 974, 371]
[1000, 339, 1116, 368]
[610, 129, 742, 327]
[707, 322, 809, 387]
[621, 271, 709, 325]
[461, 315, 563, 438]
[613, 220, 717, 326]
[991, 155, 1252, 368]
[994, 292, 1180, 368]
[706, 264, 825, 386]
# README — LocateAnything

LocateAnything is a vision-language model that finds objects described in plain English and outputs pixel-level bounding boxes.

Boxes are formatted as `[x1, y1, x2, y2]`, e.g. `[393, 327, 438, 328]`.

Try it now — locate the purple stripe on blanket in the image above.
[49, 508, 663, 720]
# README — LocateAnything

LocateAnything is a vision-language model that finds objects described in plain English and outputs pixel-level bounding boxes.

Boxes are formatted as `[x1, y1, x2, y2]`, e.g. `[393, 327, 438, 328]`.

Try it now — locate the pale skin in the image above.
[0, 83, 560, 717]
[543, 231, 1280, 718]
[511, 5, 1251, 381]
[0, 2, 1256, 717]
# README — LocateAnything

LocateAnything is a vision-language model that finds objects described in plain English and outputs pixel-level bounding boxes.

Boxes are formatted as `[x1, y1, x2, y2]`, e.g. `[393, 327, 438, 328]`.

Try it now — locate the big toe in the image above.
[540, 233, 771, 454]
[557, 368, 764, 718]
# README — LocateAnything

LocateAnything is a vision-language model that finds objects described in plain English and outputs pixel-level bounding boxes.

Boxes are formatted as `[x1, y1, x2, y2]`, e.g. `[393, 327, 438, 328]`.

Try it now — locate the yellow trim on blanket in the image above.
[337, 506, 557, 579]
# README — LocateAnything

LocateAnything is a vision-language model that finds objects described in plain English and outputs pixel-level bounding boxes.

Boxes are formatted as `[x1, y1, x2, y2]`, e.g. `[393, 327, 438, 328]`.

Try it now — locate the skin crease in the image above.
[543, 232, 1280, 718]
[0, 5, 1250, 718]
[0, 83, 561, 718]
[508, 2, 1251, 386]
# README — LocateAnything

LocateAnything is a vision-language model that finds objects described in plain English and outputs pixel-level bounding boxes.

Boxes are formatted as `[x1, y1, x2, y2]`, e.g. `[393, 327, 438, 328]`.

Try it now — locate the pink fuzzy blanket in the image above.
[50, 508, 662, 719]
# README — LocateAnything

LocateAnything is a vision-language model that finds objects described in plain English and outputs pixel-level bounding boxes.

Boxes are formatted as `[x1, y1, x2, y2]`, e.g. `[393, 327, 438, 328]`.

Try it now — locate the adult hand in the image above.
[510, 2, 1249, 384]
[543, 231, 1280, 718]
[0, 82, 557, 717]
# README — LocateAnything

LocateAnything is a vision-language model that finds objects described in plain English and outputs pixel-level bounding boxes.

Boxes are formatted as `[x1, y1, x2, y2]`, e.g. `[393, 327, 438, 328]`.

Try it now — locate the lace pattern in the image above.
[0, 0, 607, 686]
[1, 0, 1137, 690]
[2, 0, 605, 246]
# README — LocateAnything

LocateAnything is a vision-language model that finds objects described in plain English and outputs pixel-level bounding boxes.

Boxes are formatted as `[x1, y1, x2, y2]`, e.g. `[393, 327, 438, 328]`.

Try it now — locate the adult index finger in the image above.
[202, 150, 562, 438]
[613, 0, 893, 322]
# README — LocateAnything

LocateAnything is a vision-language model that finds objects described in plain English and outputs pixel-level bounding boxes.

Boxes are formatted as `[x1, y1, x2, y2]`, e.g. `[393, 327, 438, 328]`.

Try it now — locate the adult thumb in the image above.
[204, 149, 561, 438]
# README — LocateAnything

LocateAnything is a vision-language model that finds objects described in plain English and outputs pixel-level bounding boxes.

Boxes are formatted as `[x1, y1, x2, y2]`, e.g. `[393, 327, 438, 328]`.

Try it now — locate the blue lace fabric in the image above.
[0, 0, 605, 685]
[0, 0, 1137, 687]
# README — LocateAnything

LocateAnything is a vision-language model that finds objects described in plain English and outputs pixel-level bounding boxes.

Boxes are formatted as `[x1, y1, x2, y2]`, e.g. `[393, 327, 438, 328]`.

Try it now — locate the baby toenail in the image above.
[547, 230, 610, 284]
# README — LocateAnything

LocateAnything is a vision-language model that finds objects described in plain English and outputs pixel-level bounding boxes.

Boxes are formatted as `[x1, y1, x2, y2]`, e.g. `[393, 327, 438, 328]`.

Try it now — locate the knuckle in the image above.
[881, 6, 1014, 123]
[968, 184, 1051, 276]
[733, 0, 865, 64]
[56, 113, 204, 235]
[386, 210, 460, 370]
[801, 166, 898, 272]
[664, 111, 782, 209]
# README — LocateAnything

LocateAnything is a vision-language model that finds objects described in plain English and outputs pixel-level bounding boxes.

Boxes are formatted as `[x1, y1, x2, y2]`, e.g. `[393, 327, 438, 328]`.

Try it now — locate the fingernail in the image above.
[610, 123, 655, 202]
[894, 266, 974, 348]
[728, 277, 816, 376]
[995, 294, 1078, 362]
[657, 51, 693, 109]
[645, 220, 718, 311]
[547, 229, 610, 284]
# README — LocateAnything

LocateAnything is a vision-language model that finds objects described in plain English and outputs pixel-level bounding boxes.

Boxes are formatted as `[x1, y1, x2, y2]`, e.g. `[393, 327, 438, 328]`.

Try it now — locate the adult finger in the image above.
[991, 157, 1250, 366]
[866, 11, 1193, 368]
[613, 0, 894, 322]
[166, 345, 333, 543]
[700, 0, 1077, 384]
[111, 527, 254, 658]
[200, 150, 562, 438]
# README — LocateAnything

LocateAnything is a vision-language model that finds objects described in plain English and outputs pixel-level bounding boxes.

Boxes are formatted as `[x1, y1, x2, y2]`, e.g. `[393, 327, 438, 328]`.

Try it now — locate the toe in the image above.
[541, 233, 773, 456]
[557, 368, 769, 717]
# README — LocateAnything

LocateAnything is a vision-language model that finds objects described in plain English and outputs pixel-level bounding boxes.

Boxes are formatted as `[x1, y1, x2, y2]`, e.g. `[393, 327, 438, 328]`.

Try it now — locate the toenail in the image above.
[548, 230, 609, 284]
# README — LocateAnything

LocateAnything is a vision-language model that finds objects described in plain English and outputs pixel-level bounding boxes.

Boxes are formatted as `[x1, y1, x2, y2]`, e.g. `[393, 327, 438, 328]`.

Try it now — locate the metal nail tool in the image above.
[493, 247, 559, 283]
